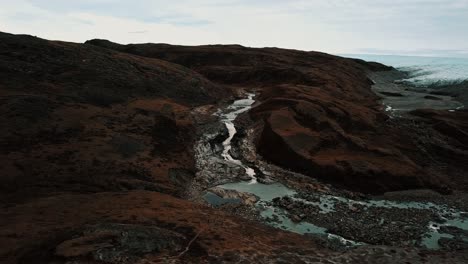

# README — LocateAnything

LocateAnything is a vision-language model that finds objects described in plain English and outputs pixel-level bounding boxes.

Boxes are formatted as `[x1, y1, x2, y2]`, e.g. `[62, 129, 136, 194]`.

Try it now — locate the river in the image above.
[195, 93, 468, 250]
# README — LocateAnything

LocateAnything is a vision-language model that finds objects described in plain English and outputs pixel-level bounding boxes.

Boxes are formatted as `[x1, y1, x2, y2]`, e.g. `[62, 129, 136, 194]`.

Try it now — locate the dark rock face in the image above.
[350, 58, 395, 72]
[428, 80, 468, 106]
[410, 110, 468, 146]
[0, 31, 227, 204]
[152, 112, 192, 153]
[251, 87, 433, 194]
[0, 32, 228, 106]
[381, 91, 404, 97]
[424, 95, 443, 100]
[407, 109, 468, 191]
[55, 223, 187, 263]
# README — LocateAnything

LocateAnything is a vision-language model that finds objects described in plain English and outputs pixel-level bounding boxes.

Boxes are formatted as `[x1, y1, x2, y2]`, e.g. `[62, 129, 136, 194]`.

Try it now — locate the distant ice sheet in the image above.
[344, 54, 468, 87]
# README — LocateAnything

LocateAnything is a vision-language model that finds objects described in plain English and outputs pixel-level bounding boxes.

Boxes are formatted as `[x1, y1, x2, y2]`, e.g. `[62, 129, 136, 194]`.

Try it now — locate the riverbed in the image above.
[195, 92, 468, 250]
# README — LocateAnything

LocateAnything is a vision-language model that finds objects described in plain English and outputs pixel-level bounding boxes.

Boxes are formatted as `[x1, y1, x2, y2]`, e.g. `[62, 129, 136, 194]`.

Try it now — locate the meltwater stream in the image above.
[200, 93, 468, 250]
[219, 94, 257, 183]
[203, 93, 348, 243]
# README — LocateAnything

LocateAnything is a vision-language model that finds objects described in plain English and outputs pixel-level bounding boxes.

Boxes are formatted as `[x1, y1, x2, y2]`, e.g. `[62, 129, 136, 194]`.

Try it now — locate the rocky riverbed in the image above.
[192, 91, 468, 252]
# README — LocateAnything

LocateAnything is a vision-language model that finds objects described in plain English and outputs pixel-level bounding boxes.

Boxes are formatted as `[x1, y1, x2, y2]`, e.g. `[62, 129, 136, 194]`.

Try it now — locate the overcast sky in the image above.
[1, 0, 468, 57]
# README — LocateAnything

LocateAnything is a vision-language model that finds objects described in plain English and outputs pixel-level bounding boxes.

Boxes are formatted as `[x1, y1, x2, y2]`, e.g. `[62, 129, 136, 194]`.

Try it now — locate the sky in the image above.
[1, 0, 468, 57]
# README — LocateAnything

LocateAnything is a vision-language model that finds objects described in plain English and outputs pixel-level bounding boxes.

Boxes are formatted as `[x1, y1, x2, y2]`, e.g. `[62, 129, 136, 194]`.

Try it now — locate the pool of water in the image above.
[220, 181, 295, 201]
[202, 192, 242, 206]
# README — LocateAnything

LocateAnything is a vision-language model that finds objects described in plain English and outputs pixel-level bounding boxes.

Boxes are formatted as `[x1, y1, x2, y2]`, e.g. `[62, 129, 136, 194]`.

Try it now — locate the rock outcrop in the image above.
[0, 31, 230, 204]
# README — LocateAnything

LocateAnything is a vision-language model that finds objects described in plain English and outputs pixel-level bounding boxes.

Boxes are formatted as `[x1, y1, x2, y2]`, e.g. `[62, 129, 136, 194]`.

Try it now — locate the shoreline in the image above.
[368, 69, 465, 113]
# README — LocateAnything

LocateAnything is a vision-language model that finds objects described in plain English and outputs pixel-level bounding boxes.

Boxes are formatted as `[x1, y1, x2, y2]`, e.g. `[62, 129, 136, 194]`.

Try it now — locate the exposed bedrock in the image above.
[254, 94, 431, 194]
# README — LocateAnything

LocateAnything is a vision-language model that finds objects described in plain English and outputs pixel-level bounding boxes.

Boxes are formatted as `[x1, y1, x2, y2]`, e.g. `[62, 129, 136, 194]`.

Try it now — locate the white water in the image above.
[219, 93, 257, 184]
[344, 54, 468, 87]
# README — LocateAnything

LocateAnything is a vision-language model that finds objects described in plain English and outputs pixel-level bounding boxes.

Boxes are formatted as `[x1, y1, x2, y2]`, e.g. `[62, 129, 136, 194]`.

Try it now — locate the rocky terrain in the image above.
[87, 39, 467, 194]
[1, 32, 468, 263]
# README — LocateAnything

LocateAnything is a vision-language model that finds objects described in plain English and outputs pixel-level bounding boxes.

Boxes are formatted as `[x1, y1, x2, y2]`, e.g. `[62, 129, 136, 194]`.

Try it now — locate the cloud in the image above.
[128, 30, 148, 34]
[0, 0, 467, 55]
[21, 0, 214, 26]
[355, 48, 468, 58]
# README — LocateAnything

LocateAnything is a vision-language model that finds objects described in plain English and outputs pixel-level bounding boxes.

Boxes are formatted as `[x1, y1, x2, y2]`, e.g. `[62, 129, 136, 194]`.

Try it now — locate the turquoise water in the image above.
[343, 54, 468, 87]
[220, 181, 362, 246]
[220, 181, 295, 201]
[202, 192, 242, 206]
[221, 180, 468, 249]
